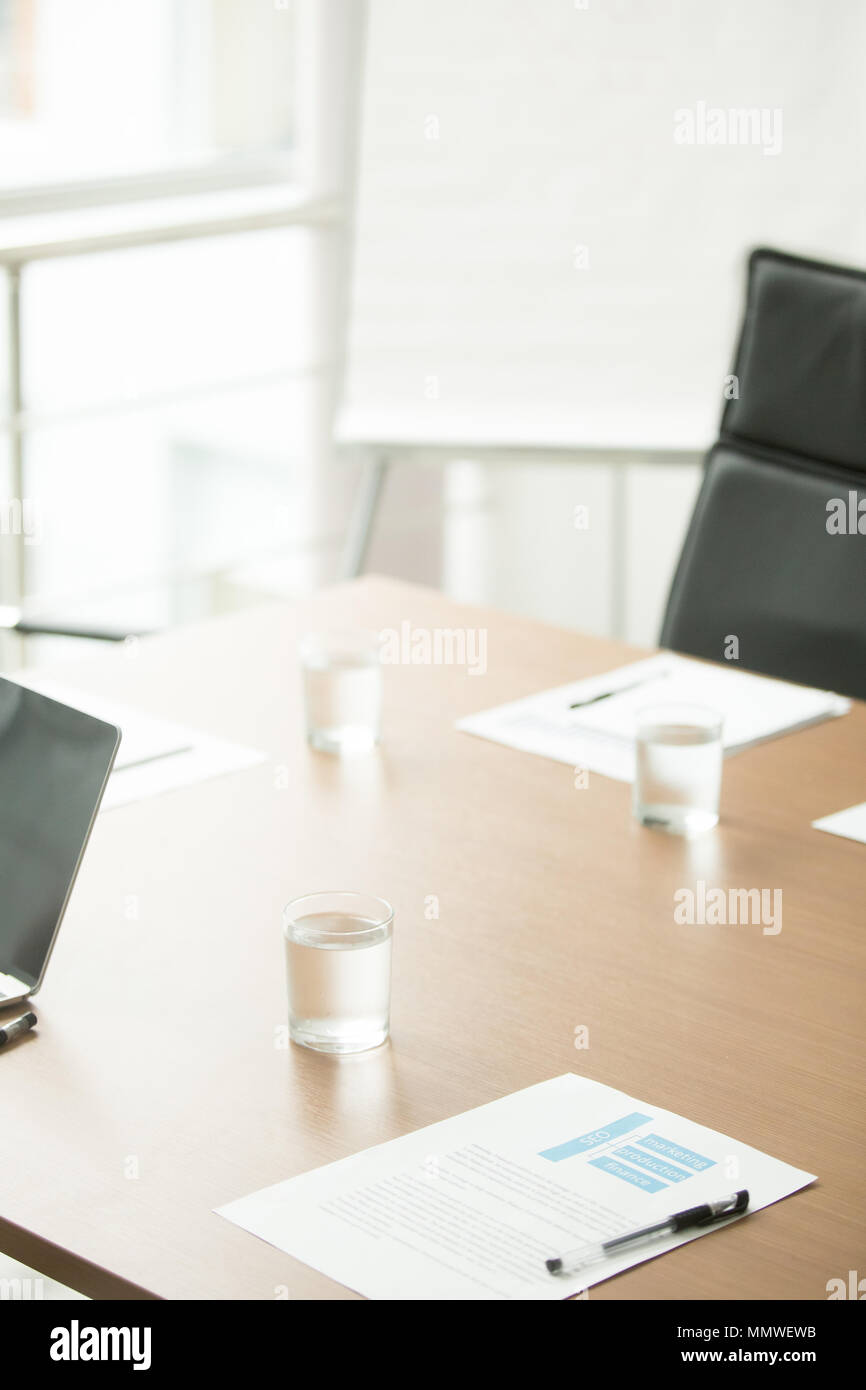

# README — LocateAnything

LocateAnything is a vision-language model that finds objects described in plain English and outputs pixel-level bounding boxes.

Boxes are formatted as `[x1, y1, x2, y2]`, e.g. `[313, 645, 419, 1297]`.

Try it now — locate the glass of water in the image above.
[299, 629, 382, 753]
[283, 891, 393, 1053]
[633, 703, 722, 836]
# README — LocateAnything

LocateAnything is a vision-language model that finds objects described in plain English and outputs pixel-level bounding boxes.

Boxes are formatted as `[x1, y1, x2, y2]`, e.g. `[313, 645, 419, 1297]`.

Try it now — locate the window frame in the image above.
[0, 152, 299, 219]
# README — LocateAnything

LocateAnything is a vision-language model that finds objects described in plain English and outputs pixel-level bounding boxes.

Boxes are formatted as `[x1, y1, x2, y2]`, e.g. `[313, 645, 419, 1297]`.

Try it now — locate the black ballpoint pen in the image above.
[568, 670, 670, 711]
[0, 1011, 38, 1048]
[545, 1190, 750, 1275]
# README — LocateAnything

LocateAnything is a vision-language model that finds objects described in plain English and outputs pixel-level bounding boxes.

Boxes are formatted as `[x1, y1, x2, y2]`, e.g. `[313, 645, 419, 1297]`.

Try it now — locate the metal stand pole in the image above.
[341, 450, 389, 578]
[3, 266, 25, 667]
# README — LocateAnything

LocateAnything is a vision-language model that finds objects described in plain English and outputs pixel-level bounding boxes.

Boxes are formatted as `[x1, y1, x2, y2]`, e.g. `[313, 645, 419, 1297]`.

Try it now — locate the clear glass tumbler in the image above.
[299, 629, 382, 753]
[283, 891, 393, 1053]
[633, 703, 722, 836]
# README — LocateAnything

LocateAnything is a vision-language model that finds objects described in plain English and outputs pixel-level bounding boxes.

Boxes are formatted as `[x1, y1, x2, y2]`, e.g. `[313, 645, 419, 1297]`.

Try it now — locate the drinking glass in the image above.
[299, 629, 382, 753]
[633, 703, 722, 836]
[283, 891, 393, 1053]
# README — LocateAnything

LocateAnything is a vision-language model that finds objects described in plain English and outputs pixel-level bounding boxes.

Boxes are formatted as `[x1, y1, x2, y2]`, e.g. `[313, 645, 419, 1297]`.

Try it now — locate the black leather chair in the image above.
[661, 247, 866, 700]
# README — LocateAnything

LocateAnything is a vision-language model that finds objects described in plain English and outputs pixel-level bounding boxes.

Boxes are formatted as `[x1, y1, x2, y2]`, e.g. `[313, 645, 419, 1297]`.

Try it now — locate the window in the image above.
[0, 0, 352, 651]
[0, 0, 297, 204]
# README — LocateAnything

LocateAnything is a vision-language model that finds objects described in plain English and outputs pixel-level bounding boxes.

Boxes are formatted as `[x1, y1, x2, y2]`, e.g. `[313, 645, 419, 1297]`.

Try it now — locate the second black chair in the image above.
[661, 247, 866, 701]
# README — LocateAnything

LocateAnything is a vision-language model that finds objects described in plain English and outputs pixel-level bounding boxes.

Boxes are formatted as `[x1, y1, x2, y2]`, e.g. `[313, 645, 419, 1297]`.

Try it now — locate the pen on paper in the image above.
[117, 745, 194, 772]
[568, 670, 670, 711]
[545, 1190, 750, 1276]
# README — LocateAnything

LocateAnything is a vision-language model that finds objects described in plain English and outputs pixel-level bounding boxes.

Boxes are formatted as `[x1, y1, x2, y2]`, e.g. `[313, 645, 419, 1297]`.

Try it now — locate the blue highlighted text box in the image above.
[539, 1111, 652, 1162]
[638, 1134, 715, 1172]
[589, 1156, 666, 1193]
[615, 1145, 695, 1183]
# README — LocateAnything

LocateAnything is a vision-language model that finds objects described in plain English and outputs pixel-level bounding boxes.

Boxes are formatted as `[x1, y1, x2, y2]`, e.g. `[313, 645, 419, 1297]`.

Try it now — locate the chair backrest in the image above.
[660, 247, 866, 699]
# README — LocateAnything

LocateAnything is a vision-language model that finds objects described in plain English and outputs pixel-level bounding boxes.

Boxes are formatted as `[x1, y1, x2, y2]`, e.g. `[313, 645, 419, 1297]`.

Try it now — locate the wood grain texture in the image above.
[1, 576, 863, 1300]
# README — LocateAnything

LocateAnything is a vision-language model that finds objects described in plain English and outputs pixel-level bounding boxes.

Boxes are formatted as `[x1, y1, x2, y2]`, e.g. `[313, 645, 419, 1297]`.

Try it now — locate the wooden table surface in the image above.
[1, 576, 863, 1300]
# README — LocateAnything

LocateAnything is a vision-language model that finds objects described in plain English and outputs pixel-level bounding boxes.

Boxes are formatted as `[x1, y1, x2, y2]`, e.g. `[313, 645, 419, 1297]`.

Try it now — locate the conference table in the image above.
[1, 576, 863, 1300]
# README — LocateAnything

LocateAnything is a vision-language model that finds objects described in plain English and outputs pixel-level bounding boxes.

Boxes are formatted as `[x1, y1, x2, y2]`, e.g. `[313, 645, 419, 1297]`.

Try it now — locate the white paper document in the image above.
[216, 1074, 815, 1300]
[812, 801, 866, 845]
[457, 654, 849, 782]
[10, 675, 266, 810]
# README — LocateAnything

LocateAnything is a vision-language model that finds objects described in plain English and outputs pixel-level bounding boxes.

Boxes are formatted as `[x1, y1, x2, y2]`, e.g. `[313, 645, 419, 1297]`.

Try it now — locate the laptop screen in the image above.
[0, 678, 119, 993]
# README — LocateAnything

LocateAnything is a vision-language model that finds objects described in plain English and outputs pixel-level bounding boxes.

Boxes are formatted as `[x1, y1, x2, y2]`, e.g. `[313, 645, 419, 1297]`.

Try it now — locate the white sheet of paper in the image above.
[97, 735, 265, 810]
[216, 1073, 815, 1300]
[457, 654, 849, 782]
[812, 801, 866, 845]
[10, 674, 266, 810]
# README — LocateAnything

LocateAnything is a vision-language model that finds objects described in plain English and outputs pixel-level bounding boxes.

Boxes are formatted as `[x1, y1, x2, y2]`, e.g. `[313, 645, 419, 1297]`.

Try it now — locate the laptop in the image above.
[0, 676, 120, 1006]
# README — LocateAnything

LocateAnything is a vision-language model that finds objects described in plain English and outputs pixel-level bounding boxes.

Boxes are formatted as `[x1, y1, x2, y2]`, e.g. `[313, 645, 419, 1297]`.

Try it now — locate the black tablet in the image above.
[0, 677, 120, 1003]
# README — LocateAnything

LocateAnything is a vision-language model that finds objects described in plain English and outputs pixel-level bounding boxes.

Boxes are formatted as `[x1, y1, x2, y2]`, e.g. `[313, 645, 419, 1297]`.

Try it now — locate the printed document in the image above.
[10, 675, 265, 810]
[812, 801, 866, 845]
[217, 1074, 814, 1300]
[457, 654, 848, 782]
